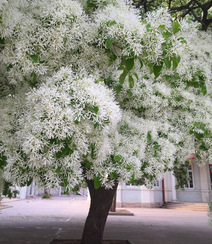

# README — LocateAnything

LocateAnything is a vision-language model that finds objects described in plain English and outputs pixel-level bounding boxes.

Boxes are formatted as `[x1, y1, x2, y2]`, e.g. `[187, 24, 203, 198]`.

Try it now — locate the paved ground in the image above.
[0, 196, 212, 244]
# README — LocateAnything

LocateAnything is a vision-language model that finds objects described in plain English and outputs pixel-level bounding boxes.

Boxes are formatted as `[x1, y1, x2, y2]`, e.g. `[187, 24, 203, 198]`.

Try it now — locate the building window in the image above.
[209, 165, 212, 189]
[185, 164, 194, 189]
[154, 180, 160, 187]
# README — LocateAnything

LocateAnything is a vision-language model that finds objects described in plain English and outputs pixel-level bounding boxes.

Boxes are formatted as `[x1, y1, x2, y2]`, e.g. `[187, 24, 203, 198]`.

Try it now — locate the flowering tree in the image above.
[0, 0, 212, 243]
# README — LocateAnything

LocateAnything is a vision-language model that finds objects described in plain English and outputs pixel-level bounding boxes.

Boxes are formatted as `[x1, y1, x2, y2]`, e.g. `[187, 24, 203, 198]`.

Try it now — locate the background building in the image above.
[13, 159, 212, 208]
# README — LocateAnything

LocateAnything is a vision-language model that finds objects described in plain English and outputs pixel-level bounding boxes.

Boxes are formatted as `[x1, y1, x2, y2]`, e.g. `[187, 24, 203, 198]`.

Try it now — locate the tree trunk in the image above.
[109, 190, 116, 212]
[80, 179, 118, 244]
[44, 188, 50, 195]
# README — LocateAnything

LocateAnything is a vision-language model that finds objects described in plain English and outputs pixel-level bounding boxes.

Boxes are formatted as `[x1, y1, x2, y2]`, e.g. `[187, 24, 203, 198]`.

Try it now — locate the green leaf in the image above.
[159, 24, 166, 30]
[109, 53, 117, 64]
[126, 58, 134, 71]
[162, 30, 171, 41]
[29, 54, 39, 63]
[165, 75, 171, 80]
[110, 172, 117, 180]
[90, 143, 97, 160]
[193, 122, 198, 127]
[74, 119, 79, 124]
[192, 81, 199, 88]
[172, 54, 181, 70]
[117, 60, 125, 70]
[119, 70, 127, 84]
[87, 0, 97, 9]
[94, 176, 101, 189]
[66, 137, 72, 144]
[153, 142, 160, 149]
[128, 75, 134, 88]
[177, 37, 187, 44]
[105, 77, 113, 85]
[85, 160, 93, 169]
[0, 153, 7, 169]
[127, 90, 133, 97]
[117, 65, 125, 70]
[55, 138, 61, 145]
[0, 37, 5, 44]
[56, 144, 71, 158]
[153, 63, 163, 78]
[106, 37, 115, 49]
[195, 133, 204, 140]
[205, 52, 210, 57]
[26, 178, 33, 187]
[64, 178, 68, 187]
[172, 22, 181, 34]
[7, 64, 13, 71]
[63, 178, 69, 194]
[31, 72, 37, 84]
[139, 59, 143, 68]
[201, 85, 207, 95]
[64, 188, 69, 194]
[107, 20, 117, 26]
[133, 72, 139, 81]
[164, 57, 171, 69]
[146, 23, 151, 32]
[90, 106, 99, 114]
[70, 101, 76, 105]
[147, 131, 152, 142]
[55, 167, 62, 174]
[199, 144, 208, 151]
[115, 85, 122, 94]
[129, 174, 135, 183]
[114, 155, 122, 162]
[94, 122, 99, 129]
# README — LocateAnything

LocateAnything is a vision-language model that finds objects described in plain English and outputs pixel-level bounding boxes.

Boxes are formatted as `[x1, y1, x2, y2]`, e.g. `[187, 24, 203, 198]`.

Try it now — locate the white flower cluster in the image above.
[93, 2, 144, 57]
[0, 67, 121, 189]
[0, 0, 86, 86]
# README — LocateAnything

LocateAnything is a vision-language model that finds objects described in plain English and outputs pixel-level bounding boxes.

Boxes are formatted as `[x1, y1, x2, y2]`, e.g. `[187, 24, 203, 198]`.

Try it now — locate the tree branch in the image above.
[169, 0, 193, 12]
[169, 0, 212, 31]
[134, 0, 147, 9]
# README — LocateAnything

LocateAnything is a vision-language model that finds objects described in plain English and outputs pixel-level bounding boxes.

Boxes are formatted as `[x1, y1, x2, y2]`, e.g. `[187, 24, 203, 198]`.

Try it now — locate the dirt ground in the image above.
[50, 240, 130, 244]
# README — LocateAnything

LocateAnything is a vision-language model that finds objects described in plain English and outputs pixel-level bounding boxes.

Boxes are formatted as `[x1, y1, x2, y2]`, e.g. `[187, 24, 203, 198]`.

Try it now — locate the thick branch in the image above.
[189, 6, 206, 28]
[169, 0, 212, 31]
[169, 0, 193, 12]
[205, 17, 212, 26]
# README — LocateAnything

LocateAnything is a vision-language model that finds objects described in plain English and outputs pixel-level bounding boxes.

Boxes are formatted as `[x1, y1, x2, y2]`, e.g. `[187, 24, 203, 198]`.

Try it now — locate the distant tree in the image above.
[0, 1, 212, 243]
[134, 0, 212, 30]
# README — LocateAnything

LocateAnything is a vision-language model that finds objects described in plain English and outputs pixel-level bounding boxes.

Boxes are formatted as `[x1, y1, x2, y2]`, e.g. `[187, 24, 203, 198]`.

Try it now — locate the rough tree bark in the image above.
[80, 179, 118, 244]
[110, 190, 117, 212]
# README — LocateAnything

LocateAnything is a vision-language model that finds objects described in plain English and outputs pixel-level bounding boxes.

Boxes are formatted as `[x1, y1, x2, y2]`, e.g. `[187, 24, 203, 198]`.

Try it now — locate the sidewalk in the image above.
[0, 196, 212, 244]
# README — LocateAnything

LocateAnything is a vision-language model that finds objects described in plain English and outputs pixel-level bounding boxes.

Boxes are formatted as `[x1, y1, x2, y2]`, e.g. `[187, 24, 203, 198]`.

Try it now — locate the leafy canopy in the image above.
[0, 0, 212, 191]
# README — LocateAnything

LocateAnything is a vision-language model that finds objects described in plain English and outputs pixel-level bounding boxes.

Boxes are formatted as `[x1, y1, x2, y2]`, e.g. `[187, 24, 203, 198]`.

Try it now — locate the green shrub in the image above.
[42, 194, 51, 199]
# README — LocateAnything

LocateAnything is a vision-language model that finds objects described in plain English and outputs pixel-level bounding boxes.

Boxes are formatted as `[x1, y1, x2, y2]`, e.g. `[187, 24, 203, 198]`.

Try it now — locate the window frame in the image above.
[185, 164, 194, 189]
[153, 180, 160, 188]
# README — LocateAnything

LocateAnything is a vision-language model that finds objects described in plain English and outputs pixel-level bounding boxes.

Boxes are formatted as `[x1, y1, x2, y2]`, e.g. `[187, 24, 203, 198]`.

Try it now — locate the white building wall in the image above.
[18, 186, 27, 199]
[176, 161, 209, 203]
[199, 164, 210, 202]
[117, 183, 163, 208]
[164, 171, 173, 202]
